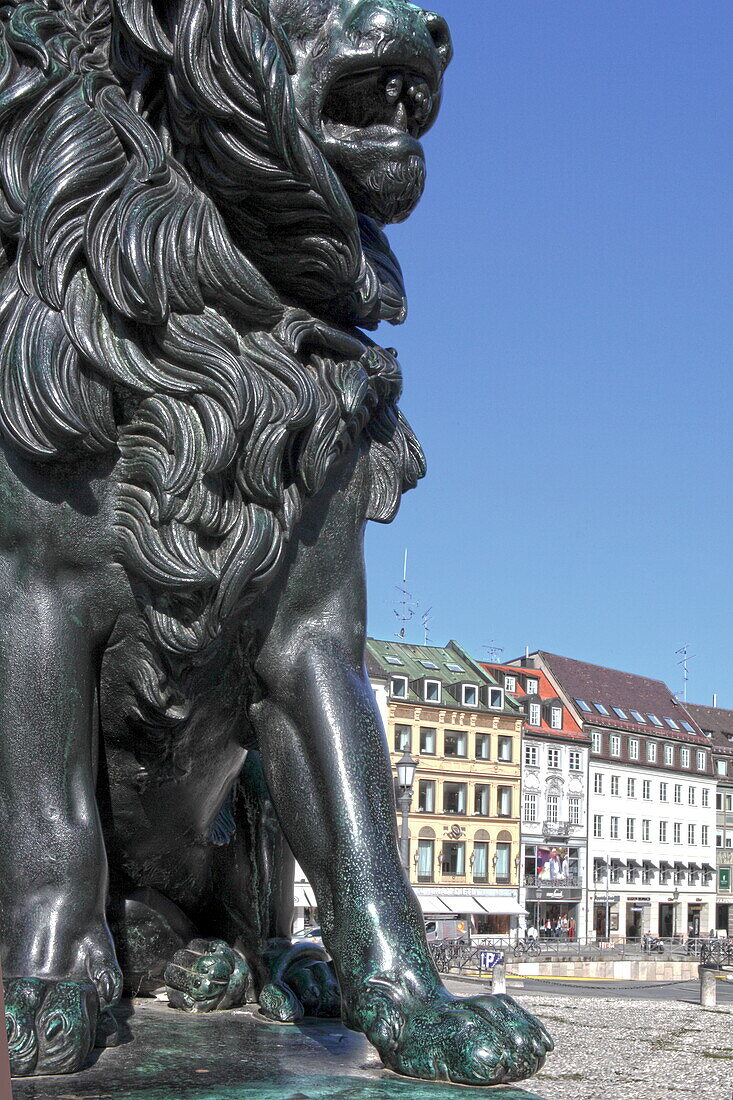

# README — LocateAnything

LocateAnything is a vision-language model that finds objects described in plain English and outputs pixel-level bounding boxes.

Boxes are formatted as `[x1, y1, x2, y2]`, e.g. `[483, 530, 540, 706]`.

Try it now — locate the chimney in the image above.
[713, 693, 718, 708]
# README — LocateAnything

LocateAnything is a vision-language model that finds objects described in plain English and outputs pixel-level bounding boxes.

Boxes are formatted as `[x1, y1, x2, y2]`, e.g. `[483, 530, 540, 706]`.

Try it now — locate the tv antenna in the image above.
[484, 641, 504, 664]
[675, 643, 696, 702]
[394, 549, 416, 640]
[421, 607, 433, 646]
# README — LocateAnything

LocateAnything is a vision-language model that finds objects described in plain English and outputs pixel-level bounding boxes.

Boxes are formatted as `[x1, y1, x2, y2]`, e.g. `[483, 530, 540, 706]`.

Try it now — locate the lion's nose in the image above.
[421, 10, 452, 72]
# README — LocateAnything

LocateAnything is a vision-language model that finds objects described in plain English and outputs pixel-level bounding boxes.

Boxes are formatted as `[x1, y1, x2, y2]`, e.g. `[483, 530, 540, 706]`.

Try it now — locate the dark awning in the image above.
[702, 863, 715, 872]
[674, 861, 686, 870]
[594, 857, 608, 866]
[688, 862, 701, 871]
[643, 860, 658, 869]
[610, 858, 626, 867]
[627, 859, 641, 869]
[659, 860, 672, 870]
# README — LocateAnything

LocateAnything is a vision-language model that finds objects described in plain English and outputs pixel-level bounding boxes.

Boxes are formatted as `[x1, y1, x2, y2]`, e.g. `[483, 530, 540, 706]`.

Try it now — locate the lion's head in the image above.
[0, 0, 448, 727]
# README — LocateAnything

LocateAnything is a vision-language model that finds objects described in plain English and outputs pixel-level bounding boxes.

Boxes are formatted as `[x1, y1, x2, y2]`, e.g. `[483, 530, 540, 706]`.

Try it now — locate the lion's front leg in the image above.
[0, 579, 121, 1076]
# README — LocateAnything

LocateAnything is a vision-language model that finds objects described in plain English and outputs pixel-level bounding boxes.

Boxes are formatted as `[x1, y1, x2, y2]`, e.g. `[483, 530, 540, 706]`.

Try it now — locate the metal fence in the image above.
[428, 935, 711, 972]
[699, 939, 733, 968]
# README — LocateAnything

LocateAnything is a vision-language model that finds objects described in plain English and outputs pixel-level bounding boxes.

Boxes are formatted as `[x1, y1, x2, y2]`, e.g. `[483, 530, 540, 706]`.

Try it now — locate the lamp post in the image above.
[396, 751, 418, 872]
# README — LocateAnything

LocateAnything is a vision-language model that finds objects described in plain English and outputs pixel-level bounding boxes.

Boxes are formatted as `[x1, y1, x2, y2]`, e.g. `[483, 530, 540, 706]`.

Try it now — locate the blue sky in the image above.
[364, 1, 733, 707]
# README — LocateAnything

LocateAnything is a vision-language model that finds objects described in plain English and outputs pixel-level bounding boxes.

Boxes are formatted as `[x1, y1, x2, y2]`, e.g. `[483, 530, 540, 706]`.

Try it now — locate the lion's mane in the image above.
[0, 0, 424, 728]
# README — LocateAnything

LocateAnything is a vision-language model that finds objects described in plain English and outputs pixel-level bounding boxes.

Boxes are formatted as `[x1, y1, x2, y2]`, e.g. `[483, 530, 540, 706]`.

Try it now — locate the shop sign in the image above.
[526, 886, 582, 901]
[720, 868, 731, 891]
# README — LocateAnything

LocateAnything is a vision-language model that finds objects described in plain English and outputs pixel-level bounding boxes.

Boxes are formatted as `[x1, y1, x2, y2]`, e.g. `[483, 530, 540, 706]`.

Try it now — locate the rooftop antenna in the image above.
[394, 548, 416, 640]
[483, 641, 504, 664]
[421, 607, 433, 646]
[675, 644, 697, 702]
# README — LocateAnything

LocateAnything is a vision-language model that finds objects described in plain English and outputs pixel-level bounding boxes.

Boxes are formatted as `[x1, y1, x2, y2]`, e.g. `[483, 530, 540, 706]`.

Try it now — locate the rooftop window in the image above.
[648, 714, 663, 728]
[593, 703, 610, 716]
[630, 710, 645, 723]
[419, 660, 439, 670]
[680, 721, 695, 734]
[384, 656, 403, 665]
[664, 717, 679, 730]
[612, 706, 628, 719]
[575, 699, 591, 712]
[445, 663, 464, 674]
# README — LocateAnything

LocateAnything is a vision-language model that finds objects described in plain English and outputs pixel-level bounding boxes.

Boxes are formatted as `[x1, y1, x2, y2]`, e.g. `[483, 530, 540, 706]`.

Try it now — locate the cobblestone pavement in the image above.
[518, 991, 733, 1100]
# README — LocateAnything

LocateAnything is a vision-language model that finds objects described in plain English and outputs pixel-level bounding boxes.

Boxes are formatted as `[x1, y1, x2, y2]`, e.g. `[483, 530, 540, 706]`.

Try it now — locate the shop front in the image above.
[526, 886, 583, 939]
[414, 889, 527, 938]
[592, 893, 620, 939]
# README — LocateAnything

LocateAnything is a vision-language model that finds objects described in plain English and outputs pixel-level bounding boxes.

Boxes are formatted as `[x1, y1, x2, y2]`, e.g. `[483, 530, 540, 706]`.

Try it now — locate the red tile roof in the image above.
[685, 703, 733, 756]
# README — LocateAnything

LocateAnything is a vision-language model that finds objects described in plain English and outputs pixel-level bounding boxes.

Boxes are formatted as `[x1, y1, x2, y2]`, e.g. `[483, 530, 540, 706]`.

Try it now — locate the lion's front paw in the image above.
[164, 939, 252, 1012]
[5, 978, 101, 1076]
[353, 988, 552, 1086]
[258, 940, 341, 1023]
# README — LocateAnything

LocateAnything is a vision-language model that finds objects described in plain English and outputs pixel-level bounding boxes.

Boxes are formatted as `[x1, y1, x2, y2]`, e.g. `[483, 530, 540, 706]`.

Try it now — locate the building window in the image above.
[659, 782, 668, 802]
[487, 687, 504, 710]
[727, 795, 733, 812]
[594, 703, 610, 716]
[717, 760, 728, 777]
[443, 782, 467, 815]
[594, 772, 603, 794]
[418, 780, 435, 813]
[391, 676, 408, 698]
[569, 796, 581, 825]
[611, 775, 619, 796]
[702, 825, 709, 846]
[444, 730, 467, 758]
[577, 699, 591, 712]
[593, 814, 603, 838]
[688, 824, 695, 845]
[702, 788, 709, 807]
[475, 733, 490, 760]
[688, 786, 696, 806]
[697, 751, 707, 771]
[642, 780, 651, 799]
[462, 684, 478, 707]
[523, 791, 538, 822]
[525, 744, 538, 766]
[642, 819, 651, 841]
[417, 839, 434, 882]
[674, 784, 682, 804]
[419, 727, 436, 754]
[497, 736, 513, 762]
[664, 744, 674, 766]
[424, 679, 441, 703]
[442, 841, 465, 875]
[647, 742, 657, 763]
[474, 785, 490, 816]
[547, 748, 560, 769]
[495, 842, 511, 883]
[504, 675, 516, 692]
[394, 724, 411, 751]
[717, 832, 723, 848]
[526, 679, 539, 695]
[591, 730, 602, 753]
[627, 778, 636, 798]
[659, 821, 667, 843]
[546, 794, 559, 824]
[610, 816, 619, 839]
[551, 707, 562, 729]
[626, 818, 635, 840]
[680, 748, 690, 768]
[610, 735, 621, 757]
[472, 842, 488, 882]
[569, 750, 581, 771]
[628, 738, 639, 760]
[673, 823, 681, 844]
[528, 703, 541, 726]
[649, 714, 663, 728]
[718, 793, 724, 810]
[497, 786, 513, 817]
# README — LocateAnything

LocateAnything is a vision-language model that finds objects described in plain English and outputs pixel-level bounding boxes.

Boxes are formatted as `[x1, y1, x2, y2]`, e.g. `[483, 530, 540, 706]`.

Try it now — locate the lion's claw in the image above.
[5, 978, 100, 1077]
[350, 987, 553, 1086]
[165, 939, 252, 1012]
[258, 939, 341, 1022]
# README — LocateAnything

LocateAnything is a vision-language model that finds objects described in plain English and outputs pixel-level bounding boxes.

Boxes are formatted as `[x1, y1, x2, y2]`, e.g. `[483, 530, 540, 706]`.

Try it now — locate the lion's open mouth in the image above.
[322, 67, 437, 144]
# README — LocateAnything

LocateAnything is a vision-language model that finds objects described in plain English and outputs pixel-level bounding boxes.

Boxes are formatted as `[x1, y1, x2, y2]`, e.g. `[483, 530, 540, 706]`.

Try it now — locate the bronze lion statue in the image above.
[0, 0, 552, 1084]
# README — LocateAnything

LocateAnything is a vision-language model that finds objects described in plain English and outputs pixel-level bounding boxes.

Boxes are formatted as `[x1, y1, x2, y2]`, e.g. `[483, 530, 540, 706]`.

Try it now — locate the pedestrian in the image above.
[569, 916, 576, 942]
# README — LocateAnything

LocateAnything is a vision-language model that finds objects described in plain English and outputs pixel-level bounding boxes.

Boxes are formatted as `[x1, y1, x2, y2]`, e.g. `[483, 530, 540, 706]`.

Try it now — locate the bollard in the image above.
[699, 965, 717, 1008]
[492, 962, 507, 995]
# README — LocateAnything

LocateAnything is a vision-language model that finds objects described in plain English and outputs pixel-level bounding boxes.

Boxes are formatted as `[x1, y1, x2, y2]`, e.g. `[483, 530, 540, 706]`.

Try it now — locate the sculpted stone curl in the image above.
[0, 0, 552, 1084]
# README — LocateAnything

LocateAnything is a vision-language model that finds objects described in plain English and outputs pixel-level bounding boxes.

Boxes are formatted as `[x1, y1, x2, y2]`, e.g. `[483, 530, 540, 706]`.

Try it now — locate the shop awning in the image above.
[688, 862, 701, 871]
[294, 886, 317, 908]
[643, 860, 658, 870]
[674, 861, 687, 870]
[416, 895, 453, 914]
[660, 860, 672, 870]
[702, 863, 715, 872]
[627, 859, 641, 869]
[468, 897, 528, 916]
[610, 858, 626, 867]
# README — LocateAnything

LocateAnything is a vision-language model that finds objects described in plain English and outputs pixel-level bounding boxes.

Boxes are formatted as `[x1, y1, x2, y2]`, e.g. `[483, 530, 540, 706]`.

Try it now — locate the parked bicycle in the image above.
[513, 937, 541, 957]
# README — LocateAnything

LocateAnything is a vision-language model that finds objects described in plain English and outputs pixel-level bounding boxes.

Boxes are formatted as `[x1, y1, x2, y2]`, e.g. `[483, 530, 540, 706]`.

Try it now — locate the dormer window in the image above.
[504, 674, 516, 692]
[486, 687, 504, 710]
[424, 679, 441, 703]
[391, 676, 408, 699]
[526, 678, 539, 695]
[462, 683, 478, 707]
[550, 706, 562, 729]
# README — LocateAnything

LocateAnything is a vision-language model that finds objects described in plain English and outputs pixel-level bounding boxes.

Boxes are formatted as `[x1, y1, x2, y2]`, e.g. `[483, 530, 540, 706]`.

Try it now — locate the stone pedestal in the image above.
[9, 998, 548, 1099]
[700, 965, 718, 1008]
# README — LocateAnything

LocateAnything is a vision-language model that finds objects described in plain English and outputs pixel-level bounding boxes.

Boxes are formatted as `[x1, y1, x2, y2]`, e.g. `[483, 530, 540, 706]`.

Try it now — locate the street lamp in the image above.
[396, 751, 418, 871]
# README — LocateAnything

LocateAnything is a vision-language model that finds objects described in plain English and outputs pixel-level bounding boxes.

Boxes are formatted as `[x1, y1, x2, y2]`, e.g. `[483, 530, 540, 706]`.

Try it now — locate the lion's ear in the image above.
[113, 0, 173, 61]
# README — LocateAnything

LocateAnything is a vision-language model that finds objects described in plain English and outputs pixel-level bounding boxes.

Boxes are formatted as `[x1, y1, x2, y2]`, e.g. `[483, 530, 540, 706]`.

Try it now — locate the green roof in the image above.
[366, 637, 521, 716]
